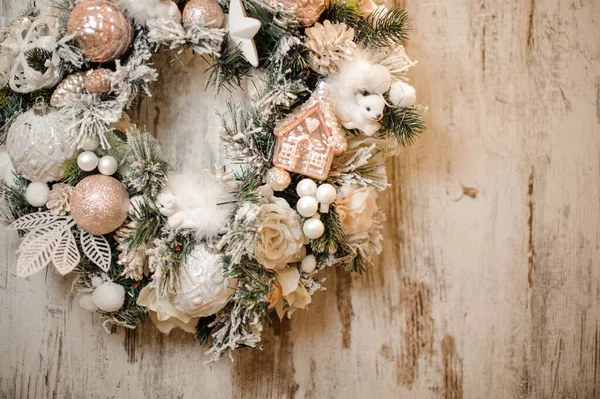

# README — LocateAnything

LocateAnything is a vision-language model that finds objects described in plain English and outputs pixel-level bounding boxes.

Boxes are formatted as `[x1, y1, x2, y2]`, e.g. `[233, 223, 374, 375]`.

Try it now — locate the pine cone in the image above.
[46, 183, 74, 216]
[114, 224, 147, 281]
[305, 21, 357, 76]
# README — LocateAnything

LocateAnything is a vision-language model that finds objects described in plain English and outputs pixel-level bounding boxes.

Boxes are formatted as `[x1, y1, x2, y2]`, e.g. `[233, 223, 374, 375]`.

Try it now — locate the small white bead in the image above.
[77, 151, 98, 172]
[98, 155, 118, 176]
[81, 136, 100, 151]
[301, 254, 317, 273]
[296, 179, 318, 197]
[25, 182, 50, 207]
[296, 196, 319, 217]
[303, 218, 325, 239]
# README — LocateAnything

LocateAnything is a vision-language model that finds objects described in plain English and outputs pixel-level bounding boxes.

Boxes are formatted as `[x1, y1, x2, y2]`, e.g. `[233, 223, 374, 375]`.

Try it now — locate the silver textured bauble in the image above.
[266, 167, 292, 191]
[6, 104, 76, 182]
[50, 73, 86, 107]
[182, 0, 225, 28]
[171, 246, 236, 318]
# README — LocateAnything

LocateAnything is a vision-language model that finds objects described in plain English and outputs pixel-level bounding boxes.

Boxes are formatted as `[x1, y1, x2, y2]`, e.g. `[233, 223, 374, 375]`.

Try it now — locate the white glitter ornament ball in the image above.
[6, 104, 76, 183]
[172, 246, 237, 318]
[77, 151, 98, 172]
[78, 293, 97, 312]
[266, 167, 291, 191]
[98, 155, 118, 176]
[25, 182, 50, 207]
[303, 218, 325, 239]
[296, 178, 318, 197]
[389, 81, 416, 108]
[92, 281, 126, 312]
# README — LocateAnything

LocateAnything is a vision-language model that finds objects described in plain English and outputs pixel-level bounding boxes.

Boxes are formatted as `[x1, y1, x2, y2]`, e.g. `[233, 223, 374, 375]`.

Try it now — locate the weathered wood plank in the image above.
[1, 0, 599, 397]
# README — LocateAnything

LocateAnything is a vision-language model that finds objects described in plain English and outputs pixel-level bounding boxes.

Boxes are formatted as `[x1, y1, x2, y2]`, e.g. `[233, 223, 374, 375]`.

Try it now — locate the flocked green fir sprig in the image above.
[320, 0, 363, 26]
[354, 7, 411, 47]
[379, 105, 426, 146]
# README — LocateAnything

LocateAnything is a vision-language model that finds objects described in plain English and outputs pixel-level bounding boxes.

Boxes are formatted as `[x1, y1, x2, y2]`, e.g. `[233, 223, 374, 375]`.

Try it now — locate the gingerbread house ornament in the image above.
[273, 82, 347, 180]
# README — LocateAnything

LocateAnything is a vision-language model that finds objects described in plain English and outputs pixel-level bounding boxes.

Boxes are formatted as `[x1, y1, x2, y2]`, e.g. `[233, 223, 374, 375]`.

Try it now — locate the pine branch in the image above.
[123, 200, 166, 249]
[0, 174, 38, 222]
[195, 315, 216, 345]
[309, 206, 346, 255]
[379, 105, 425, 146]
[25, 48, 53, 73]
[320, 0, 362, 26]
[206, 35, 252, 92]
[355, 8, 410, 47]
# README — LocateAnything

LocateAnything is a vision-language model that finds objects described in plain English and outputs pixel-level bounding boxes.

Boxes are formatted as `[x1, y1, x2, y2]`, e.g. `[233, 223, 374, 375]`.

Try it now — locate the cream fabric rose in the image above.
[272, 267, 312, 318]
[336, 185, 379, 235]
[255, 186, 305, 270]
[137, 285, 198, 334]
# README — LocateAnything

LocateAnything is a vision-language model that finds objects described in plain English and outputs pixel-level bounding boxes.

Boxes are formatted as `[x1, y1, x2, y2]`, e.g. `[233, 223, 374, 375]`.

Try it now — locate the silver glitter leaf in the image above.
[80, 229, 112, 272]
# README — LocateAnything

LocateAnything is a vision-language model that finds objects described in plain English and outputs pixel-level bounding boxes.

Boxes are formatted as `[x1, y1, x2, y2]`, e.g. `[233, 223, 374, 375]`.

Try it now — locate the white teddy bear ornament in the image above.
[336, 91, 386, 136]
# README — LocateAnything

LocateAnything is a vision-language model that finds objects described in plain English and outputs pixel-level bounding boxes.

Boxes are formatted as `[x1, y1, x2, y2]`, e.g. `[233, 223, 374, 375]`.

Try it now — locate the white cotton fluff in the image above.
[157, 171, 233, 240]
[92, 281, 126, 312]
[388, 81, 416, 108]
[114, 0, 181, 24]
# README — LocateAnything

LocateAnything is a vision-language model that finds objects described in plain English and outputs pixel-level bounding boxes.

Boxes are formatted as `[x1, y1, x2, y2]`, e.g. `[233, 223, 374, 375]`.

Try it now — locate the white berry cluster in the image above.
[76, 136, 119, 176]
[295, 178, 337, 240]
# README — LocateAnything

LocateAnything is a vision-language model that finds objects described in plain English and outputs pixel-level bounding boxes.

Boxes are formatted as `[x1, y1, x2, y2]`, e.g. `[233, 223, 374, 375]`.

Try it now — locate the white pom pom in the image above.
[92, 281, 125, 312]
[91, 276, 104, 288]
[78, 293, 97, 312]
[362, 64, 392, 94]
[389, 81, 416, 108]
[25, 182, 50, 207]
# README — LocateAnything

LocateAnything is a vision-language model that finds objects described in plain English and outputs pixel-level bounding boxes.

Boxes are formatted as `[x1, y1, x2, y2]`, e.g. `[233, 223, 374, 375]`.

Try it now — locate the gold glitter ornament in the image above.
[70, 175, 129, 235]
[67, 0, 133, 63]
[269, 0, 325, 27]
[182, 0, 225, 29]
[50, 72, 86, 107]
[265, 167, 291, 191]
[83, 68, 112, 94]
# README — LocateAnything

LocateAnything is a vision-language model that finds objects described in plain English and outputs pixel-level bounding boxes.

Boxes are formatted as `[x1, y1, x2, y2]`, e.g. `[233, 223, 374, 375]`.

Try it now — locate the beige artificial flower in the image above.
[255, 186, 305, 270]
[272, 266, 312, 318]
[136, 285, 198, 334]
[336, 185, 379, 235]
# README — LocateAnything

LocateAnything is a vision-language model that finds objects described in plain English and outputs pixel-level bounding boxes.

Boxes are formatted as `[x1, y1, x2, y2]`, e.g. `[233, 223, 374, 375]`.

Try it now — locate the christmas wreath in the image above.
[0, 0, 424, 363]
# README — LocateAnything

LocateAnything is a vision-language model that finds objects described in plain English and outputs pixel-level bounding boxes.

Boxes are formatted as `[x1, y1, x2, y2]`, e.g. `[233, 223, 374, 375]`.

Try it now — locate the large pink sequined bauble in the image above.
[270, 0, 325, 27]
[70, 175, 129, 235]
[67, 0, 133, 63]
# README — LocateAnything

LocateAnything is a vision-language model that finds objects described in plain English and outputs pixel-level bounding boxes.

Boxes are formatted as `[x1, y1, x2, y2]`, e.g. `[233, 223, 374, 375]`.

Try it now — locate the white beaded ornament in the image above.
[6, 104, 76, 182]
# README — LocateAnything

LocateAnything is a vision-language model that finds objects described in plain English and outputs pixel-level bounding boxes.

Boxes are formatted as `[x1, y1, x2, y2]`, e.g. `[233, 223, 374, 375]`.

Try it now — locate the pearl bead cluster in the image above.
[76, 136, 118, 176]
[295, 179, 337, 240]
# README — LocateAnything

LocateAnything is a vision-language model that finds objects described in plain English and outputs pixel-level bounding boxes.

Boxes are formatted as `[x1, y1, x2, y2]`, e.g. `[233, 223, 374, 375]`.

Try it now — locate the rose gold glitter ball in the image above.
[84, 68, 112, 94]
[70, 175, 129, 235]
[182, 0, 225, 29]
[270, 0, 325, 27]
[67, 0, 133, 63]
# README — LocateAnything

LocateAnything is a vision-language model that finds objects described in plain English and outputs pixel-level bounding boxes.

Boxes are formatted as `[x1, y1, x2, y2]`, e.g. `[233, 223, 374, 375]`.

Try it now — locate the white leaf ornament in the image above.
[52, 223, 81, 275]
[8, 211, 64, 230]
[80, 229, 112, 272]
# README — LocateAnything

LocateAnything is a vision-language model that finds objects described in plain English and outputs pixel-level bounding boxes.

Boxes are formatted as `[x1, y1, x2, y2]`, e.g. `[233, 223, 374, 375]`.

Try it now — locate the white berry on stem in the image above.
[98, 155, 118, 176]
[77, 151, 98, 172]
[296, 196, 319, 217]
[316, 183, 337, 213]
[303, 218, 325, 239]
[296, 179, 317, 197]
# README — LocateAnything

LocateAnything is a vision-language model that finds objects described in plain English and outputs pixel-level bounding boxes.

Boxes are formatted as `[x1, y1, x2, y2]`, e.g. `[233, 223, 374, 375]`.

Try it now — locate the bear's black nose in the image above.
[376, 113, 382, 118]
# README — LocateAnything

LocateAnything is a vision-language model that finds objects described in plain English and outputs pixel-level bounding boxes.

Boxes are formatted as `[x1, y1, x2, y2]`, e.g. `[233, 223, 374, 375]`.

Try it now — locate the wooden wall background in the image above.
[1, 0, 599, 398]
